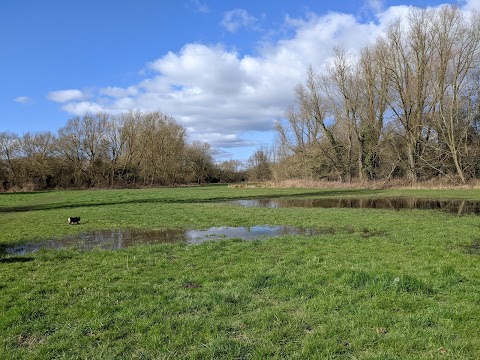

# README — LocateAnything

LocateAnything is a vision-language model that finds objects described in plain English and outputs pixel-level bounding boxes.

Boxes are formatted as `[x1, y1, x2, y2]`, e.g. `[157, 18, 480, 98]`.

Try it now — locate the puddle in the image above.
[5, 226, 324, 255]
[229, 198, 480, 215]
[463, 239, 480, 255]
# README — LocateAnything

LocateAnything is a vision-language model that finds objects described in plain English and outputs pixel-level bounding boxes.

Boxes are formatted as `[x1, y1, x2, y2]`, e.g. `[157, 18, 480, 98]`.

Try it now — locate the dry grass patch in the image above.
[261, 178, 480, 190]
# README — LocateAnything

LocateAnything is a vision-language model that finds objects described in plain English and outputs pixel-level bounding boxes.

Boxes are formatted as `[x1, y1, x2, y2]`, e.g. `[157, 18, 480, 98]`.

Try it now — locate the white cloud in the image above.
[48, 3, 464, 160]
[191, 0, 209, 13]
[47, 89, 85, 103]
[365, 0, 384, 12]
[464, 0, 480, 9]
[376, 5, 412, 26]
[62, 101, 103, 115]
[221, 9, 257, 32]
[191, 133, 255, 148]
[100, 86, 138, 98]
[14, 96, 31, 104]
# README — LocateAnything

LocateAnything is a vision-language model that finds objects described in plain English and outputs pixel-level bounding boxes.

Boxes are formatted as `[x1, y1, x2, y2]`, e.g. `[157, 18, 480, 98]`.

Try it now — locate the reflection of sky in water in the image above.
[6, 225, 319, 255]
[6, 197, 478, 256]
[186, 226, 313, 244]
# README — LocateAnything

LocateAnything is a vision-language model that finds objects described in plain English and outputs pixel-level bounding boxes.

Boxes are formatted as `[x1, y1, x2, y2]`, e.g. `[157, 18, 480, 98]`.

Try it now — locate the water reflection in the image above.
[7, 229, 186, 255]
[186, 225, 322, 244]
[230, 198, 480, 215]
[6, 226, 322, 255]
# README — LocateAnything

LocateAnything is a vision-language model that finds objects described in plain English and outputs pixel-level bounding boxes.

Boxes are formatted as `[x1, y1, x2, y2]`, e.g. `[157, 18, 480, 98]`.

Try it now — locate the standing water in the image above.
[229, 197, 480, 215]
[5, 226, 327, 255]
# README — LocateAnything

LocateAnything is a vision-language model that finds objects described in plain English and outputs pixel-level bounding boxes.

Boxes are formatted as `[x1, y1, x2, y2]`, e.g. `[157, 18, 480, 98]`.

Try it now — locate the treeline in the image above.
[0, 111, 246, 191]
[274, 6, 480, 183]
[3, 6, 480, 190]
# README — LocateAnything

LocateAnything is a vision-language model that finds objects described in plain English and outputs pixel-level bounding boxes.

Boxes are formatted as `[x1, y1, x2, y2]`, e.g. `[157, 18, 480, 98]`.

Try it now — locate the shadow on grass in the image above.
[0, 242, 35, 263]
[0, 257, 35, 264]
[0, 190, 53, 196]
[463, 239, 480, 255]
[0, 243, 34, 262]
[0, 189, 378, 214]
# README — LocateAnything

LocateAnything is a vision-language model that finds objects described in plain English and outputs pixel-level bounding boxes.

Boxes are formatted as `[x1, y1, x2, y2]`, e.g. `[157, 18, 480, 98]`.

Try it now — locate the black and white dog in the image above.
[68, 217, 81, 225]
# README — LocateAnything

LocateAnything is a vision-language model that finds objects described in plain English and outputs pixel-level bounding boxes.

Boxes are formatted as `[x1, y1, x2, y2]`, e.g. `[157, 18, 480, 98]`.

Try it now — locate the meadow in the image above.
[1, 186, 479, 359]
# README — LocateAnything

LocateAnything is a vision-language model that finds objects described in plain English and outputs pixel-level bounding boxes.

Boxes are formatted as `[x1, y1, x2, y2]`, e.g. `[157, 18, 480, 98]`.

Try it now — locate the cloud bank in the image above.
[46, 3, 479, 160]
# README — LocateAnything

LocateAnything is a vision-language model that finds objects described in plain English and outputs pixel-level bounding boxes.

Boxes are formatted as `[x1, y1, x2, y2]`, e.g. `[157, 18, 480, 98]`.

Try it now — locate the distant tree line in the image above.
[273, 6, 480, 183]
[3, 6, 479, 190]
[0, 111, 247, 191]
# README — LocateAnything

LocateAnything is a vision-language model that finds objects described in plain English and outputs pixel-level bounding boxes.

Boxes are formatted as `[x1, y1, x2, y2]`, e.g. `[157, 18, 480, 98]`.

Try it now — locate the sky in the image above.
[2, 0, 479, 162]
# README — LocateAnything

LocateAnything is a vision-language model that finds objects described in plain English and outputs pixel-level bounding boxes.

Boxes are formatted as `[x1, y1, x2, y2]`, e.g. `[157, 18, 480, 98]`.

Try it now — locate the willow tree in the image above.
[319, 47, 357, 181]
[57, 113, 110, 187]
[247, 146, 272, 181]
[430, 6, 480, 183]
[384, 8, 436, 182]
[20, 131, 57, 187]
[184, 141, 215, 184]
[276, 67, 351, 181]
[320, 46, 389, 181]
[356, 41, 390, 180]
[0, 131, 21, 187]
[135, 111, 186, 186]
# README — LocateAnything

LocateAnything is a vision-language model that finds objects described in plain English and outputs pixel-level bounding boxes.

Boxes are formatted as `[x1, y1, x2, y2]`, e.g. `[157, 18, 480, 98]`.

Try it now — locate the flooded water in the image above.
[229, 198, 480, 215]
[5, 197, 478, 255]
[464, 239, 480, 255]
[5, 226, 324, 255]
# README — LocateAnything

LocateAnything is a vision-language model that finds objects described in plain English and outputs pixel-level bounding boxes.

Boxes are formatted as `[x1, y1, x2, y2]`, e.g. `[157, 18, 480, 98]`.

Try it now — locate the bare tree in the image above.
[275, 99, 324, 179]
[217, 160, 246, 183]
[384, 9, 435, 182]
[0, 132, 21, 188]
[430, 6, 480, 182]
[102, 114, 127, 186]
[20, 131, 57, 187]
[247, 146, 272, 181]
[115, 110, 144, 185]
[57, 113, 109, 187]
[276, 67, 352, 181]
[320, 47, 358, 181]
[185, 141, 215, 184]
[1, 110, 236, 189]
[57, 116, 87, 186]
[356, 42, 390, 180]
[136, 111, 186, 185]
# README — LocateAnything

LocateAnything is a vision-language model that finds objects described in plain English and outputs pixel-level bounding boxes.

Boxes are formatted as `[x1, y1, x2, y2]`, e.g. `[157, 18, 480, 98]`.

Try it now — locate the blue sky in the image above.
[1, 0, 475, 161]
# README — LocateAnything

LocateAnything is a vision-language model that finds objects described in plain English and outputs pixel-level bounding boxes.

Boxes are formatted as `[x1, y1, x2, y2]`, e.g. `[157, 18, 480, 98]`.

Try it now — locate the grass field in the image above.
[1, 186, 479, 359]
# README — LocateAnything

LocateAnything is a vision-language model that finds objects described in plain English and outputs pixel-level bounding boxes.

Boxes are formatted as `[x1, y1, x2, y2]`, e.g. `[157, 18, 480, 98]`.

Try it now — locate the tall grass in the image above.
[265, 178, 480, 190]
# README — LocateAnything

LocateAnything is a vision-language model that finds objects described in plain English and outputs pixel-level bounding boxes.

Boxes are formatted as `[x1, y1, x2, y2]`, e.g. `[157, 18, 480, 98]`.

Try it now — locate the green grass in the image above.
[1, 186, 479, 358]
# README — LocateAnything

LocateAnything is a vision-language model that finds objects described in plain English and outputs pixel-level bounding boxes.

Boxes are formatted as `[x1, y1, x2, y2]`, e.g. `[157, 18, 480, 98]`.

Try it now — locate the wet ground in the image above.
[5, 226, 328, 255]
[229, 197, 480, 215]
[4, 196, 479, 255]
